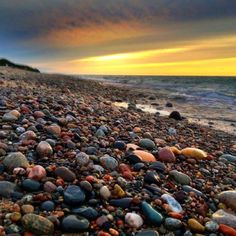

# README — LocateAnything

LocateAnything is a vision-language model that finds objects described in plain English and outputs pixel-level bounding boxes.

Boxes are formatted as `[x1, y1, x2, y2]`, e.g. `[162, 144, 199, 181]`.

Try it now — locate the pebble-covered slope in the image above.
[0, 68, 236, 236]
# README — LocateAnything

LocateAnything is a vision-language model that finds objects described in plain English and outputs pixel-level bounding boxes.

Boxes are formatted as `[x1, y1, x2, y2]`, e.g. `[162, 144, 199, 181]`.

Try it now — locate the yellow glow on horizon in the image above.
[33, 34, 236, 76]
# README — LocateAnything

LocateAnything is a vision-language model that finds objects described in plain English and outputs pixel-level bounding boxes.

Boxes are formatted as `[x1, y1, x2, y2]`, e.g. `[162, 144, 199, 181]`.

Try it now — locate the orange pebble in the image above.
[24, 232, 34, 236]
[219, 224, 236, 236]
[86, 175, 96, 183]
[103, 174, 113, 181]
[98, 231, 111, 236]
[56, 178, 64, 186]
[168, 212, 183, 219]
[109, 228, 119, 236]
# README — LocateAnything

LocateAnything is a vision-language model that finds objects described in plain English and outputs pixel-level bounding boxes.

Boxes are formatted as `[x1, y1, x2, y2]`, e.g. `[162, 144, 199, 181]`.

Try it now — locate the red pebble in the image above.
[219, 224, 236, 236]
[56, 178, 65, 186]
[86, 175, 96, 183]
[28, 165, 46, 180]
[168, 212, 183, 219]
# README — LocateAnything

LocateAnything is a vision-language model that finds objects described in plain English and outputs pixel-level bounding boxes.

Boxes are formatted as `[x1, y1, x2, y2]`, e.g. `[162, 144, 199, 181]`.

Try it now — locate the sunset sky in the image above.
[1, 0, 236, 75]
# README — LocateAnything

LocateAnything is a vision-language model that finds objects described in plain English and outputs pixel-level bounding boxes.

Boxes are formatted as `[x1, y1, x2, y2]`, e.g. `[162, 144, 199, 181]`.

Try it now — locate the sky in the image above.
[1, 0, 236, 76]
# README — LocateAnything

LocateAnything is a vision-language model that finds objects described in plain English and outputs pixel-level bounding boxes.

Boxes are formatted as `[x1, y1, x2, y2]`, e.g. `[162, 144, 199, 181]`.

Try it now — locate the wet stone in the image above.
[165, 217, 183, 230]
[139, 138, 156, 150]
[100, 154, 118, 170]
[55, 166, 76, 182]
[41, 201, 55, 211]
[72, 207, 98, 219]
[22, 179, 41, 192]
[136, 230, 159, 236]
[169, 170, 191, 185]
[3, 152, 29, 171]
[0, 181, 16, 198]
[64, 185, 85, 205]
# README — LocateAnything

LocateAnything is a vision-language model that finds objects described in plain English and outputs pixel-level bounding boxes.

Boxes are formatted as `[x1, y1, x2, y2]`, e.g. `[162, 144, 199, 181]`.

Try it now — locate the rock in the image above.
[161, 194, 183, 213]
[168, 127, 177, 135]
[46, 124, 61, 137]
[21, 205, 34, 214]
[114, 141, 126, 150]
[112, 184, 125, 198]
[133, 162, 145, 171]
[169, 170, 191, 185]
[158, 147, 176, 163]
[3, 152, 29, 170]
[100, 154, 118, 170]
[205, 221, 219, 232]
[169, 111, 182, 120]
[100, 186, 111, 200]
[22, 179, 41, 192]
[28, 165, 46, 180]
[188, 218, 205, 232]
[43, 181, 57, 193]
[131, 150, 156, 163]
[212, 209, 236, 229]
[64, 185, 85, 205]
[41, 201, 55, 211]
[219, 154, 236, 163]
[136, 230, 159, 236]
[36, 141, 53, 157]
[96, 215, 109, 227]
[76, 152, 90, 166]
[20, 131, 37, 140]
[2, 110, 20, 122]
[139, 138, 156, 150]
[125, 212, 143, 228]
[0, 181, 16, 198]
[55, 166, 76, 182]
[181, 148, 207, 160]
[22, 213, 54, 235]
[165, 217, 182, 230]
[72, 207, 98, 219]
[218, 190, 236, 211]
[144, 171, 160, 184]
[141, 201, 163, 226]
[80, 180, 93, 192]
[218, 224, 236, 235]
[110, 198, 133, 208]
[149, 162, 166, 172]
[166, 102, 173, 107]
[182, 185, 203, 197]
[95, 129, 105, 137]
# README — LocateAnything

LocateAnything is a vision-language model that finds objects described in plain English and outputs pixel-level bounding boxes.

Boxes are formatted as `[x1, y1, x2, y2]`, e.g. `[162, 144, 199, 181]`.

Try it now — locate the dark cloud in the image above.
[1, 0, 236, 40]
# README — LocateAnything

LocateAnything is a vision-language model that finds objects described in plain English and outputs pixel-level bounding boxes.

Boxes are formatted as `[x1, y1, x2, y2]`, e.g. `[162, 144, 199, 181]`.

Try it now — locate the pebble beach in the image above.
[0, 67, 236, 236]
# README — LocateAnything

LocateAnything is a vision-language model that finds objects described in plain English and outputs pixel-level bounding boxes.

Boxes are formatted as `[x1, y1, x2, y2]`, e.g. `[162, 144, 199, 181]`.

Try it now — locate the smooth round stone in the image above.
[0, 164, 5, 174]
[72, 207, 98, 219]
[100, 186, 111, 200]
[113, 184, 125, 198]
[169, 170, 191, 185]
[19, 130, 37, 140]
[93, 164, 104, 173]
[76, 152, 90, 165]
[114, 141, 126, 150]
[133, 163, 145, 171]
[0, 181, 16, 198]
[2, 112, 19, 121]
[36, 141, 53, 157]
[136, 230, 159, 236]
[41, 201, 55, 211]
[28, 165, 46, 180]
[100, 154, 118, 170]
[149, 162, 166, 172]
[182, 185, 203, 196]
[110, 198, 133, 208]
[55, 166, 76, 182]
[181, 148, 207, 160]
[158, 147, 176, 163]
[125, 213, 143, 228]
[165, 217, 182, 230]
[218, 190, 236, 211]
[43, 181, 57, 193]
[205, 221, 219, 232]
[3, 152, 29, 171]
[21, 205, 34, 214]
[62, 215, 89, 232]
[95, 129, 105, 137]
[132, 150, 156, 163]
[86, 146, 97, 155]
[212, 209, 236, 228]
[219, 154, 236, 163]
[80, 181, 93, 192]
[22, 179, 41, 192]
[169, 110, 182, 120]
[144, 171, 160, 184]
[5, 224, 21, 234]
[46, 124, 61, 137]
[141, 201, 163, 226]
[168, 127, 177, 135]
[22, 213, 54, 235]
[161, 194, 183, 213]
[64, 185, 85, 205]
[139, 138, 156, 150]
[188, 218, 205, 232]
